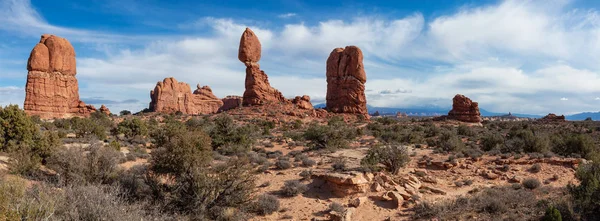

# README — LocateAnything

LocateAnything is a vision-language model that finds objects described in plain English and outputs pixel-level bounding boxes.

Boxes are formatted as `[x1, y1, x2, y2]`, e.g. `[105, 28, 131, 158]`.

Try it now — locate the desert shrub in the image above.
[329, 202, 345, 213]
[438, 131, 465, 152]
[361, 145, 410, 174]
[209, 114, 258, 155]
[331, 158, 347, 171]
[412, 187, 542, 220]
[275, 158, 293, 170]
[522, 178, 541, 189]
[552, 133, 598, 160]
[505, 129, 548, 153]
[252, 194, 280, 216]
[117, 165, 156, 201]
[281, 180, 308, 197]
[70, 117, 107, 140]
[303, 120, 358, 151]
[151, 130, 212, 175]
[424, 124, 440, 137]
[481, 132, 504, 151]
[116, 118, 148, 138]
[0, 105, 37, 150]
[457, 125, 475, 137]
[171, 159, 255, 219]
[1, 105, 62, 175]
[0, 176, 59, 220]
[542, 205, 562, 221]
[47, 144, 122, 185]
[568, 162, 600, 219]
[299, 170, 313, 179]
[120, 110, 132, 116]
[530, 163, 542, 173]
[302, 158, 316, 167]
[54, 184, 150, 220]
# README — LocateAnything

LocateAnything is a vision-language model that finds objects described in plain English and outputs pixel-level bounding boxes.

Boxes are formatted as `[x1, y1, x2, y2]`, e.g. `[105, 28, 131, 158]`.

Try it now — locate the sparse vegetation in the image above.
[281, 180, 308, 197]
[361, 145, 410, 174]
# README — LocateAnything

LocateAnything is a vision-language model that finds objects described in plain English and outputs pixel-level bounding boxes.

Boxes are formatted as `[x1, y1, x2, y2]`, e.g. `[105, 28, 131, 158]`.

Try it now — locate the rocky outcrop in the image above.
[326, 46, 367, 115]
[539, 113, 566, 122]
[219, 96, 243, 112]
[292, 95, 313, 110]
[447, 94, 482, 123]
[24, 34, 103, 119]
[239, 28, 288, 106]
[149, 77, 223, 115]
[99, 105, 111, 115]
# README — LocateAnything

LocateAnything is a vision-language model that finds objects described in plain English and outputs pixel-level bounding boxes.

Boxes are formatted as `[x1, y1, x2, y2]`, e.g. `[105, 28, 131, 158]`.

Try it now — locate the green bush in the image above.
[438, 131, 465, 152]
[116, 118, 148, 138]
[457, 125, 475, 137]
[481, 132, 504, 151]
[552, 133, 598, 160]
[209, 114, 258, 155]
[505, 129, 548, 153]
[70, 117, 107, 140]
[361, 145, 410, 174]
[542, 205, 562, 221]
[303, 121, 357, 151]
[568, 162, 600, 219]
[151, 130, 212, 175]
[1, 105, 62, 175]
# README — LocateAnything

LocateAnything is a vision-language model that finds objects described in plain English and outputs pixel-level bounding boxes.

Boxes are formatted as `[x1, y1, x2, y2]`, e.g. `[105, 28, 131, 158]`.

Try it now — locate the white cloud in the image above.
[278, 13, 297, 18]
[561, 97, 569, 101]
[0, 86, 23, 107]
[5, 0, 600, 114]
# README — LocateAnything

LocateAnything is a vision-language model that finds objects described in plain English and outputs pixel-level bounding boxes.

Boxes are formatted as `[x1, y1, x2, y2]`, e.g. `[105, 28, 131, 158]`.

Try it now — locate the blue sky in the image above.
[2, 0, 600, 115]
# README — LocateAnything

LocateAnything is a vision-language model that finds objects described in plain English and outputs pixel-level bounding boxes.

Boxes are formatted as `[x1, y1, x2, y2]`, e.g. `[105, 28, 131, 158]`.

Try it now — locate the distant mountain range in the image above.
[313, 103, 600, 120]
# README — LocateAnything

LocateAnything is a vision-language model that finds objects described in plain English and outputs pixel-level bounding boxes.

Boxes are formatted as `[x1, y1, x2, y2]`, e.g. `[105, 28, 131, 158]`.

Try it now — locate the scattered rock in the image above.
[330, 207, 354, 221]
[325, 46, 367, 115]
[313, 172, 370, 197]
[484, 172, 499, 180]
[423, 186, 447, 195]
[447, 94, 482, 123]
[386, 191, 404, 208]
[348, 197, 367, 208]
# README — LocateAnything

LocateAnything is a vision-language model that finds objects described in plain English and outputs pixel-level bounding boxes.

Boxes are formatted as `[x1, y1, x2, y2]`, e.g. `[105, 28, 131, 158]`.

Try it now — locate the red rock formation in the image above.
[447, 94, 482, 123]
[99, 105, 111, 115]
[220, 96, 243, 112]
[326, 46, 367, 115]
[238, 28, 288, 106]
[149, 77, 223, 115]
[292, 95, 313, 110]
[539, 113, 566, 122]
[24, 34, 102, 119]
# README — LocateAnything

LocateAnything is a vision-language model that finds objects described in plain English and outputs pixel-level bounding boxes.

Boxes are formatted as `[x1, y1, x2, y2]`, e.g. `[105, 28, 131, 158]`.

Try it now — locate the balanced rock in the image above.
[238, 28, 288, 106]
[24, 34, 102, 119]
[149, 77, 223, 115]
[447, 94, 482, 123]
[326, 46, 367, 115]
